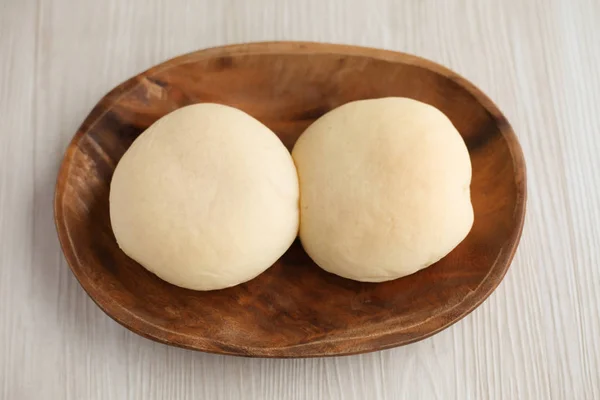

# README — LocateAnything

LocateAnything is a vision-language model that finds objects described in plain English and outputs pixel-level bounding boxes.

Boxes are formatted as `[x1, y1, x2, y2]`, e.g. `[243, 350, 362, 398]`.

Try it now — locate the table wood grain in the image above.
[1, 0, 598, 399]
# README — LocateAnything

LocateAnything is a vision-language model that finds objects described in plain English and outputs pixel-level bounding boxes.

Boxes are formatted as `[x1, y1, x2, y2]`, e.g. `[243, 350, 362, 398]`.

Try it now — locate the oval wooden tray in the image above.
[54, 42, 526, 357]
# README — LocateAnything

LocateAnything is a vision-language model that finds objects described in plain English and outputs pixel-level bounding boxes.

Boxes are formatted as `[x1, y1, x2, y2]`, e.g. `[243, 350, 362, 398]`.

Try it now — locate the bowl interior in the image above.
[55, 42, 526, 357]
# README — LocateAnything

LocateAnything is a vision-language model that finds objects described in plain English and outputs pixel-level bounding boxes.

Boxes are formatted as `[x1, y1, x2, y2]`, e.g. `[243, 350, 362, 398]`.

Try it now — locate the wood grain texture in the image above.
[54, 42, 526, 357]
[1, 0, 599, 398]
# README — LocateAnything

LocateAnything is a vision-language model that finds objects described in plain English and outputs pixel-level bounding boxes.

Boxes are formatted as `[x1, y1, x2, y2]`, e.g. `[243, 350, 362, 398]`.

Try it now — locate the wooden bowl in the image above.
[54, 42, 526, 357]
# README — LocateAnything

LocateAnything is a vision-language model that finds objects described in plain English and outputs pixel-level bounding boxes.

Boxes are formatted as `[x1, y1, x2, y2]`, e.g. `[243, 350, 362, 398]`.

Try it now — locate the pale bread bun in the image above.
[292, 98, 473, 282]
[110, 104, 299, 290]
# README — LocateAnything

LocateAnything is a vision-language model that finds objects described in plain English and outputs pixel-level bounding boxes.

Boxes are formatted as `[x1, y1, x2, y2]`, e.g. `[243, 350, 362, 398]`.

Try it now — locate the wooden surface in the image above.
[1, 0, 598, 398]
[54, 42, 526, 357]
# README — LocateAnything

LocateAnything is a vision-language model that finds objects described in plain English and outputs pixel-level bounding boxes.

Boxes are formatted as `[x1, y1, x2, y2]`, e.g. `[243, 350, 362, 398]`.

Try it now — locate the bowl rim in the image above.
[54, 41, 527, 358]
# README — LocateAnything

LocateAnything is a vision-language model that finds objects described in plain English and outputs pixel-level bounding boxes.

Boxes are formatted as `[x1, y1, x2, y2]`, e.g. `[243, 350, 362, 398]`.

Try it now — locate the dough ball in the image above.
[110, 104, 299, 291]
[292, 98, 473, 282]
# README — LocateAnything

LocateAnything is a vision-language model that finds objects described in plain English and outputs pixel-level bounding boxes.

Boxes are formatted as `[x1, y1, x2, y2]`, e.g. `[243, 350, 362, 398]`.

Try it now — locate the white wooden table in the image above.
[1, 0, 599, 399]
